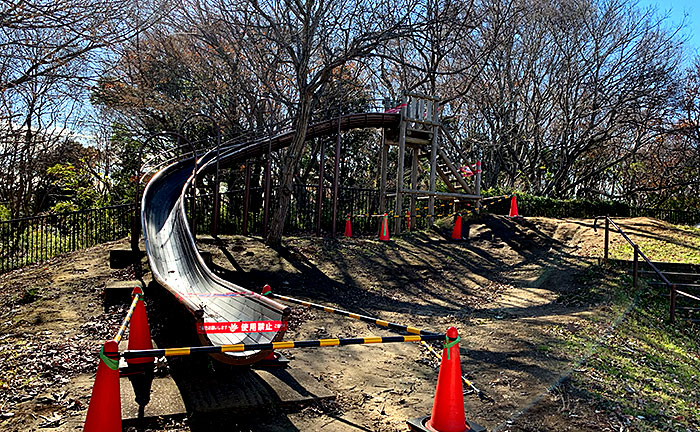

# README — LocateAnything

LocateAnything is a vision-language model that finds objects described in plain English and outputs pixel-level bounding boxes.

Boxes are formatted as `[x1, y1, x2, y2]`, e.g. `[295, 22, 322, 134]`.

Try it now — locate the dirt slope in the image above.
[0, 216, 693, 431]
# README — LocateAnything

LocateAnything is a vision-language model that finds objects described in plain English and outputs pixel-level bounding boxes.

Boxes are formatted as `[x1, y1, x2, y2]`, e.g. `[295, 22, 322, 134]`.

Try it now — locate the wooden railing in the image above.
[595, 216, 699, 323]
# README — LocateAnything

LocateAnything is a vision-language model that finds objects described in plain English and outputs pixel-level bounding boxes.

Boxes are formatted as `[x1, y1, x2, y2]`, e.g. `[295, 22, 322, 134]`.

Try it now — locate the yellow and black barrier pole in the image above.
[120, 333, 446, 360]
[420, 340, 484, 396]
[264, 289, 439, 336]
[113, 291, 143, 343]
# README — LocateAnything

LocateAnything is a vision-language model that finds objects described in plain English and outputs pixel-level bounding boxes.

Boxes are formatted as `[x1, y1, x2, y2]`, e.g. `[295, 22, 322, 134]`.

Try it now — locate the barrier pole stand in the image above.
[604, 216, 610, 263]
[633, 245, 639, 290]
[670, 284, 677, 323]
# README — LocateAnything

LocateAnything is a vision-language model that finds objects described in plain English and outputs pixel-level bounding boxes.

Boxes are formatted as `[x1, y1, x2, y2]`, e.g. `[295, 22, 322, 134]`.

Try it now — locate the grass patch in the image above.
[550, 269, 700, 431]
[17, 287, 40, 304]
[608, 223, 700, 264]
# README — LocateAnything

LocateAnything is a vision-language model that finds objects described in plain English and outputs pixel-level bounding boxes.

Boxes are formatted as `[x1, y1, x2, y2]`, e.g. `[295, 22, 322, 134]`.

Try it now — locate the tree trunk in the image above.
[265, 96, 314, 248]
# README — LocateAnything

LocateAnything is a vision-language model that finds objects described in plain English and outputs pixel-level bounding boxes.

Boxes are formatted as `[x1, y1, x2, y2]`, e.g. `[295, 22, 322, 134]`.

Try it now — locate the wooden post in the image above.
[604, 217, 610, 263]
[633, 245, 639, 289]
[379, 130, 388, 214]
[475, 160, 481, 197]
[211, 176, 220, 236]
[131, 204, 139, 252]
[263, 140, 271, 238]
[211, 135, 221, 237]
[670, 284, 677, 323]
[379, 132, 388, 235]
[316, 139, 325, 236]
[243, 161, 251, 235]
[131, 154, 140, 251]
[190, 179, 197, 237]
[428, 104, 438, 226]
[410, 147, 418, 230]
[394, 96, 408, 235]
[332, 117, 342, 238]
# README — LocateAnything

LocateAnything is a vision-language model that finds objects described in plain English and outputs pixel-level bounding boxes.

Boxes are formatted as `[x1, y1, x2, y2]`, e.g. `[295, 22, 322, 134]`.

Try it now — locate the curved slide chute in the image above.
[141, 112, 399, 365]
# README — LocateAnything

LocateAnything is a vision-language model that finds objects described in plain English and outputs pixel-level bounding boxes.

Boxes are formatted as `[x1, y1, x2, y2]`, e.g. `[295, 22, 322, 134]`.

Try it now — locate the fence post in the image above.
[604, 216, 609, 263]
[263, 144, 271, 238]
[670, 284, 677, 323]
[243, 161, 251, 236]
[190, 188, 197, 238]
[633, 245, 639, 289]
[72, 213, 77, 251]
[131, 204, 140, 252]
[211, 131, 221, 237]
[211, 184, 220, 237]
[316, 140, 325, 237]
[331, 116, 342, 238]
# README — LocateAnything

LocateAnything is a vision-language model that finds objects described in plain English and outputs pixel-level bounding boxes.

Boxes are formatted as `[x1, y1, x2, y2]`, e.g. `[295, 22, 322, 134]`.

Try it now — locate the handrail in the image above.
[593, 215, 697, 323]
[593, 216, 673, 286]
[439, 124, 472, 169]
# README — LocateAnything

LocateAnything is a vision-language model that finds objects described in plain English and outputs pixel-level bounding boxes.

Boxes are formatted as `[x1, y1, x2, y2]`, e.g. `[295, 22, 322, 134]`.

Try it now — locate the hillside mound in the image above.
[0, 216, 697, 431]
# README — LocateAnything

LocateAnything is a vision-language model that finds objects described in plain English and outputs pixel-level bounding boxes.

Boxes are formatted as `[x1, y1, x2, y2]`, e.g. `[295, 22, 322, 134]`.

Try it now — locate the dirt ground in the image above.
[0, 216, 682, 431]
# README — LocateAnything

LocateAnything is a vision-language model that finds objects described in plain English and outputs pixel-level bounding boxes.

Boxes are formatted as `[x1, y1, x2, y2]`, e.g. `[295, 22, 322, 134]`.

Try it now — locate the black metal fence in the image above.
[0, 204, 135, 274]
[3, 188, 697, 275]
[189, 184, 422, 237]
[485, 197, 700, 226]
[628, 207, 700, 226]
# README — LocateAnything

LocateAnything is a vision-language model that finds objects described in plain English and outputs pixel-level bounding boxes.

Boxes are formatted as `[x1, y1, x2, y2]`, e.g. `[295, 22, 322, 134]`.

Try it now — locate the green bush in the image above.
[18, 287, 40, 304]
[0, 204, 9, 221]
[482, 188, 633, 219]
[519, 194, 630, 218]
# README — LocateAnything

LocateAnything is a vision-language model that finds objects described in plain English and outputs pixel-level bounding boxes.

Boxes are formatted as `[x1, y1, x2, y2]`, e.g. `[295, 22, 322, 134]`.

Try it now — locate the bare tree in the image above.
[453, 0, 682, 199]
[90, 0, 696, 230]
[205, 0, 419, 247]
[0, 0, 155, 216]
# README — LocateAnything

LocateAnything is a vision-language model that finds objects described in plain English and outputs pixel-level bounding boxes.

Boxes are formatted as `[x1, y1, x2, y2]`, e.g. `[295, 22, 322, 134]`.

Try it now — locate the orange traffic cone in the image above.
[428, 327, 466, 431]
[509, 195, 520, 218]
[379, 213, 390, 241]
[344, 214, 352, 237]
[406, 211, 411, 230]
[407, 327, 485, 432]
[83, 340, 122, 432]
[127, 287, 154, 365]
[451, 215, 462, 240]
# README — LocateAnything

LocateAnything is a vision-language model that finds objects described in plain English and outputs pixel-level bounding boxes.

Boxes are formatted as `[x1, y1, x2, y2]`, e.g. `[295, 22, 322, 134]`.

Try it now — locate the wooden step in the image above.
[405, 136, 431, 145]
[406, 127, 433, 136]
[438, 165, 468, 181]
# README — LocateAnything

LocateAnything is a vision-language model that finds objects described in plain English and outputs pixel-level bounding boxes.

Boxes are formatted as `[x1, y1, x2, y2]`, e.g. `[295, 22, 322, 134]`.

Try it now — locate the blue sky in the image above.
[637, 0, 699, 61]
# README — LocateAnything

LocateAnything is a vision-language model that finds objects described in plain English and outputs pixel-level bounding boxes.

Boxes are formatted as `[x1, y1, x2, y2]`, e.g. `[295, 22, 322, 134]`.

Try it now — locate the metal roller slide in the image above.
[141, 112, 400, 365]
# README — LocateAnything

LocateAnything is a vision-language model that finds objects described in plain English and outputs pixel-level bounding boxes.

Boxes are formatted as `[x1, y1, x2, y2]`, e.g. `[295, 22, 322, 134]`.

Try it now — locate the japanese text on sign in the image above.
[197, 321, 287, 334]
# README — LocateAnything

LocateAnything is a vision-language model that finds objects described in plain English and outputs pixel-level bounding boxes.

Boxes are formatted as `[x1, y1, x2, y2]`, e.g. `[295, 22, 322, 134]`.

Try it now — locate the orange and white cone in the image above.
[407, 327, 485, 432]
[509, 195, 520, 218]
[127, 287, 154, 365]
[379, 213, 390, 241]
[451, 215, 462, 240]
[427, 327, 467, 431]
[83, 340, 122, 432]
